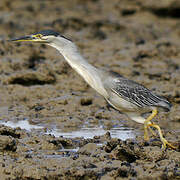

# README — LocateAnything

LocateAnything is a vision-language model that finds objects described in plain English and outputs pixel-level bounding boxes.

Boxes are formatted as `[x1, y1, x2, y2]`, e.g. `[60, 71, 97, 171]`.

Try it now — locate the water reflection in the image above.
[0, 119, 136, 140]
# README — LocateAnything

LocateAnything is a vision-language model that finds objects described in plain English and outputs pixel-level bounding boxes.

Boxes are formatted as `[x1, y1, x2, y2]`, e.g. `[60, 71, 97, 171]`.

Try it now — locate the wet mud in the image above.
[0, 0, 180, 179]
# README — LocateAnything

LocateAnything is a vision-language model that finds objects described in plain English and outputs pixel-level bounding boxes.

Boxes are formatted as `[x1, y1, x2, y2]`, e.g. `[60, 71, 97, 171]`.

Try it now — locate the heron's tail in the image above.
[155, 96, 172, 112]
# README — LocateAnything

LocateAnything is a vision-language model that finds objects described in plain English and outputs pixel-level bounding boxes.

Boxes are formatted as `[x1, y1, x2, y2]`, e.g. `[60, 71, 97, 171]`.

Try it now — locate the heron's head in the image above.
[10, 30, 71, 45]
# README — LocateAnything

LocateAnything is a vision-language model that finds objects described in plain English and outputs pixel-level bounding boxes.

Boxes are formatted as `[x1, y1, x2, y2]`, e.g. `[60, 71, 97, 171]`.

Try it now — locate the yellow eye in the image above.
[35, 34, 42, 38]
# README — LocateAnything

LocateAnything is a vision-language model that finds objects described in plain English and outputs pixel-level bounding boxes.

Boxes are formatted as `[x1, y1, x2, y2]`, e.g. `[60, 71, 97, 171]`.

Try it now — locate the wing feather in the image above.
[105, 73, 171, 110]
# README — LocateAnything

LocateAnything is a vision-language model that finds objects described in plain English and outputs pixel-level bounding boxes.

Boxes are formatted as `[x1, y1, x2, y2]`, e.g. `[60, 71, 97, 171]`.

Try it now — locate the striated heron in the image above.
[10, 30, 176, 149]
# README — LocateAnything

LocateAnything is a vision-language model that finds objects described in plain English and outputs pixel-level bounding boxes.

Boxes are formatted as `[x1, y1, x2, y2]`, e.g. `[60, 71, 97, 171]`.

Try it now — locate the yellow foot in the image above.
[148, 123, 176, 150]
[159, 135, 176, 150]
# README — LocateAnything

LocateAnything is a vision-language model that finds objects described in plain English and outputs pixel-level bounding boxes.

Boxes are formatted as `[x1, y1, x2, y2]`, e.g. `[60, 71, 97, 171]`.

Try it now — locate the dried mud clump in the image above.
[6, 71, 56, 86]
[0, 125, 179, 179]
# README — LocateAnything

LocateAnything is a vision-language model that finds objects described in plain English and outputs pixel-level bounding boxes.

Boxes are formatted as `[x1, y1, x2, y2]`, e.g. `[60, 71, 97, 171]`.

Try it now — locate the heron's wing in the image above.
[105, 73, 170, 109]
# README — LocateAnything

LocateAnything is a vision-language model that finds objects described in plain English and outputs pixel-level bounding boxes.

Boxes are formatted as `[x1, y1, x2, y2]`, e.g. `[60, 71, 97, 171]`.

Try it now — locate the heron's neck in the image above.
[49, 40, 108, 97]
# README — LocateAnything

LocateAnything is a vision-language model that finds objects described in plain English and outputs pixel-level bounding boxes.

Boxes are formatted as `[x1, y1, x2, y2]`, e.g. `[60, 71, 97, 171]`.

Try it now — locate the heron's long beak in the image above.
[9, 35, 42, 42]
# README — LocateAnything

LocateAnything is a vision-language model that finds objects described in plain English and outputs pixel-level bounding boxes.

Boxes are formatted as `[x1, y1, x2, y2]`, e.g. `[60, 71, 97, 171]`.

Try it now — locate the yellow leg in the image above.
[148, 123, 176, 150]
[144, 108, 176, 150]
[144, 109, 158, 141]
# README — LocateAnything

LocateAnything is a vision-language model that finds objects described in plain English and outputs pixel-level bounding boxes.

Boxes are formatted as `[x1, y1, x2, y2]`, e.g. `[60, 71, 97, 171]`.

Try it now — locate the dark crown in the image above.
[33, 30, 60, 37]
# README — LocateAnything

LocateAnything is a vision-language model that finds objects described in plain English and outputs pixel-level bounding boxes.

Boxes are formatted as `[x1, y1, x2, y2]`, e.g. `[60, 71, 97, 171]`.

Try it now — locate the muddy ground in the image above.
[0, 0, 180, 179]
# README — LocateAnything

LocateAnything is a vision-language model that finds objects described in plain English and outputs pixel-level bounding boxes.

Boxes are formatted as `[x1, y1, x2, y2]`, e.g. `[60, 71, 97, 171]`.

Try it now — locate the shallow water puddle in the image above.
[24, 148, 80, 159]
[0, 120, 44, 130]
[0, 119, 136, 140]
[47, 126, 135, 140]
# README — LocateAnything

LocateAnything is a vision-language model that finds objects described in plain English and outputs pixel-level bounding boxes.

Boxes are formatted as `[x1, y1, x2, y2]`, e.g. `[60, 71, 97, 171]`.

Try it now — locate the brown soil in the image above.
[0, 0, 180, 179]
